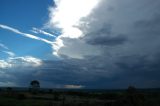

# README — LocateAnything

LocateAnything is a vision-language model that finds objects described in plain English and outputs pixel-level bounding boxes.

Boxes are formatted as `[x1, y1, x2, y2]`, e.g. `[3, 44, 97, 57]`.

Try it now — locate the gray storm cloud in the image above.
[1, 0, 160, 88]
[46, 0, 160, 88]
[50, 0, 160, 60]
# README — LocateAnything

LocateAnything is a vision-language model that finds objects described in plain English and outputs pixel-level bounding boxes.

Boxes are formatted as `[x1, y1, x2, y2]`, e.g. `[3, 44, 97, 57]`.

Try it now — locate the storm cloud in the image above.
[1, 0, 160, 88]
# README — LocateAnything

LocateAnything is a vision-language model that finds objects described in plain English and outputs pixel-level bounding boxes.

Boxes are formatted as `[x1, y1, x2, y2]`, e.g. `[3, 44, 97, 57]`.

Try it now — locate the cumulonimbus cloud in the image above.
[48, 0, 101, 57]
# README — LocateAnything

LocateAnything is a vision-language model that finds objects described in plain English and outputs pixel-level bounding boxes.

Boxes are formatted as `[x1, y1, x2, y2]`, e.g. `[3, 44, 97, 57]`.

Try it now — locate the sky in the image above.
[0, 0, 160, 89]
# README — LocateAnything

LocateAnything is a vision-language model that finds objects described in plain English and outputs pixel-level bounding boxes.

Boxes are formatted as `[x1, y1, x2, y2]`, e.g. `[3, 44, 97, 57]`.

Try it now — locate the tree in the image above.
[6, 87, 12, 92]
[6, 87, 13, 96]
[30, 80, 40, 88]
[123, 86, 145, 106]
[30, 80, 40, 94]
[127, 86, 136, 94]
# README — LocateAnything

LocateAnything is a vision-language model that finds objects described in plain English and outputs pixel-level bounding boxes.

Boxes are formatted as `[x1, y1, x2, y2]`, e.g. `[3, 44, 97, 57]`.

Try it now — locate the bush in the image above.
[17, 93, 26, 100]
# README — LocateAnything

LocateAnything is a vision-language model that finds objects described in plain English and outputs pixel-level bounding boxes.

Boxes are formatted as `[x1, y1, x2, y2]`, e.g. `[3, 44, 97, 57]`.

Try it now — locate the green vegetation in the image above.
[0, 87, 160, 106]
[0, 97, 50, 106]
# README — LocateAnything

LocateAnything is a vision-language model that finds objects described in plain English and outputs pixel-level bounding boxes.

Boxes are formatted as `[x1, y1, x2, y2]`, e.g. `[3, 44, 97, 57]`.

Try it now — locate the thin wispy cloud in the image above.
[0, 24, 53, 45]
[0, 43, 9, 50]
[0, 43, 15, 57]
[32, 27, 56, 37]
[2, 51, 15, 57]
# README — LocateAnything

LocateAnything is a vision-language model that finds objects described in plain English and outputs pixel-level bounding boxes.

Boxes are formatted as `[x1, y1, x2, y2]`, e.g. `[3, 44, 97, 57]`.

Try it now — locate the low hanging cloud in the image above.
[0, 56, 42, 69]
[64, 85, 85, 89]
[0, 81, 16, 87]
[0, 55, 43, 87]
[0, 60, 12, 69]
[8, 56, 42, 67]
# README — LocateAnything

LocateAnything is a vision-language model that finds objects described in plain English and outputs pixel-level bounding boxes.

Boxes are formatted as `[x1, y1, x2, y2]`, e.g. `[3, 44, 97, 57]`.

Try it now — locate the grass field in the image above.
[0, 87, 160, 106]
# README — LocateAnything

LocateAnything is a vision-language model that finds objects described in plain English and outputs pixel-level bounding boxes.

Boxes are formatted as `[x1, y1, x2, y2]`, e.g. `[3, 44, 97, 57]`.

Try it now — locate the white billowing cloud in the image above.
[49, 0, 101, 57]
[32, 27, 56, 37]
[0, 43, 9, 50]
[0, 60, 12, 69]
[0, 56, 42, 69]
[0, 24, 53, 45]
[49, 0, 100, 38]
[64, 84, 85, 89]
[8, 56, 42, 67]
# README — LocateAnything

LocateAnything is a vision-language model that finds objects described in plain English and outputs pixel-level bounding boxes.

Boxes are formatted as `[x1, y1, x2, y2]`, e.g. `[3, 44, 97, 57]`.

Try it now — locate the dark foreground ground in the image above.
[0, 87, 160, 106]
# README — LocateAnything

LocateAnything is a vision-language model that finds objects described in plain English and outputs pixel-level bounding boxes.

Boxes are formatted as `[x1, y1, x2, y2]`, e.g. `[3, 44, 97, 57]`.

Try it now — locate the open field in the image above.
[0, 87, 160, 106]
